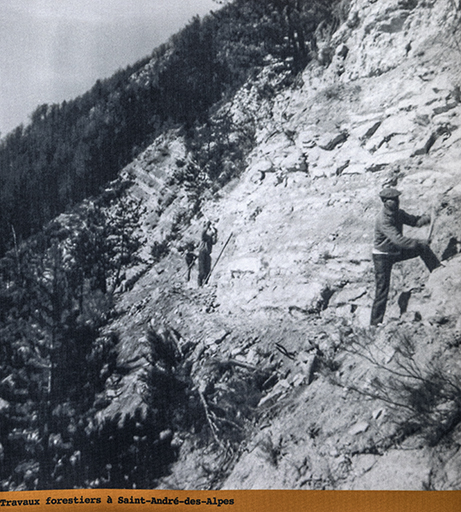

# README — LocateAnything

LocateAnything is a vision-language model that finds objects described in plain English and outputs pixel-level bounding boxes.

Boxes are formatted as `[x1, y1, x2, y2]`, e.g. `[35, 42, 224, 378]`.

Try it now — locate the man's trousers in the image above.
[370, 245, 440, 326]
[198, 250, 211, 287]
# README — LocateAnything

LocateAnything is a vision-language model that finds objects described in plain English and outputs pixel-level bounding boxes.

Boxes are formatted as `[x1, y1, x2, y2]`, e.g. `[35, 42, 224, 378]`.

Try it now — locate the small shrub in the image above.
[340, 329, 461, 447]
[151, 241, 169, 263]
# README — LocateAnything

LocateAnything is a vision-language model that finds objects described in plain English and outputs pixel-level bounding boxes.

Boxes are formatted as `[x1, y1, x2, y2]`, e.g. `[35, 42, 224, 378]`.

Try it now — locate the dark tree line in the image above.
[0, 190, 142, 490]
[0, 0, 346, 258]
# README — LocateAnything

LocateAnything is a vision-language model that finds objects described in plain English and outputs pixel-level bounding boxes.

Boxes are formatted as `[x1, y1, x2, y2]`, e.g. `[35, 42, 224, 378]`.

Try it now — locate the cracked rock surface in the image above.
[98, 0, 461, 490]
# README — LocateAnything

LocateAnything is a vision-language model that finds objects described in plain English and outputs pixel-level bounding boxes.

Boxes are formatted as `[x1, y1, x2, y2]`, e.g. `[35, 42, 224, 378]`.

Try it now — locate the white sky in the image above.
[0, 0, 217, 137]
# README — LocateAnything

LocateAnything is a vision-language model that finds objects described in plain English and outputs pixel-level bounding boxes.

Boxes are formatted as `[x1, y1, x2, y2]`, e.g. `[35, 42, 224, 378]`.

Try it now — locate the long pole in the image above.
[427, 203, 436, 244]
[205, 232, 233, 284]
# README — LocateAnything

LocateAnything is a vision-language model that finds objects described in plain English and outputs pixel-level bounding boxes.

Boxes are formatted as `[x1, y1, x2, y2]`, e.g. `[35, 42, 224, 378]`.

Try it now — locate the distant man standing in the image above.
[184, 242, 197, 282]
[370, 188, 441, 326]
[198, 221, 218, 286]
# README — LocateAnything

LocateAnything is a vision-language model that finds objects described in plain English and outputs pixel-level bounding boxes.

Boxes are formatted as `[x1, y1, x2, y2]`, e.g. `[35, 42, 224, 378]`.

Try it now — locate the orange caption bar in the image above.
[0, 490, 459, 512]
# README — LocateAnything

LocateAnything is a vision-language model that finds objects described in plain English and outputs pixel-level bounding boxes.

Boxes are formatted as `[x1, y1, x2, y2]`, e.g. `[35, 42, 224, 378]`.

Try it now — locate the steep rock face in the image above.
[101, 0, 461, 490]
[205, 0, 461, 331]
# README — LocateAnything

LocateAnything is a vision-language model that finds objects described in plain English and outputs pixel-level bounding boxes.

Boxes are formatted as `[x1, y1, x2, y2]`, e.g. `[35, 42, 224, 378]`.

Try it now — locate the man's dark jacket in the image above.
[373, 208, 428, 255]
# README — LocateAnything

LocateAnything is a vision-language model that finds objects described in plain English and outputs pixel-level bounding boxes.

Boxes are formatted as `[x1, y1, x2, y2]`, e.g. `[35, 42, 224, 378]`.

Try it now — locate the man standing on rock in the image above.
[184, 242, 197, 282]
[198, 220, 218, 286]
[370, 188, 441, 326]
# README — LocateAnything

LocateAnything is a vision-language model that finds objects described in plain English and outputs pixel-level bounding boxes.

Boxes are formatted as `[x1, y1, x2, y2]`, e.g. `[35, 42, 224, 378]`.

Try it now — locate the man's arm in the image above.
[211, 227, 218, 244]
[379, 213, 420, 250]
[400, 209, 430, 228]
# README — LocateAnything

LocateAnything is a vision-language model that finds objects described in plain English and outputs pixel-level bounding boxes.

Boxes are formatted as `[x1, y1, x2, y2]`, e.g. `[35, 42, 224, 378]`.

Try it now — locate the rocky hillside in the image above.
[96, 0, 461, 490]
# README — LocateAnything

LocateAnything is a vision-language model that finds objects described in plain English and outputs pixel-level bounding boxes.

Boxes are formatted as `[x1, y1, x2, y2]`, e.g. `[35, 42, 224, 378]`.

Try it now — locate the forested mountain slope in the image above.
[0, 0, 336, 256]
[1, 0, 461, 491]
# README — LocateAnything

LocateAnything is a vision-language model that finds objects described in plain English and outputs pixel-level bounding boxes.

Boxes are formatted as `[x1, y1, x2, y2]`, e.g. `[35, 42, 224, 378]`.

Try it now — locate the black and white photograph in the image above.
[1, 0, 461, 494]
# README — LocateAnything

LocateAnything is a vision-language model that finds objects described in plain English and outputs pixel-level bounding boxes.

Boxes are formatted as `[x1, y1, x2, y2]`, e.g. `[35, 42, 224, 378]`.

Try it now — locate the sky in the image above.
[0, 0, 218, 137]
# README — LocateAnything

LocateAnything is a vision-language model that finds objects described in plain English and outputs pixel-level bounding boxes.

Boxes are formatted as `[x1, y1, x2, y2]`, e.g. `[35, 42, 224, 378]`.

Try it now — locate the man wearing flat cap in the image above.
[370, 187, 441, 326]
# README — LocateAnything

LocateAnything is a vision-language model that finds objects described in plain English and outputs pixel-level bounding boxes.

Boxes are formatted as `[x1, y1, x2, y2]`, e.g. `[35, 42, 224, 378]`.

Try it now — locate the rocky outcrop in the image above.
[98, 0, 461, 490]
